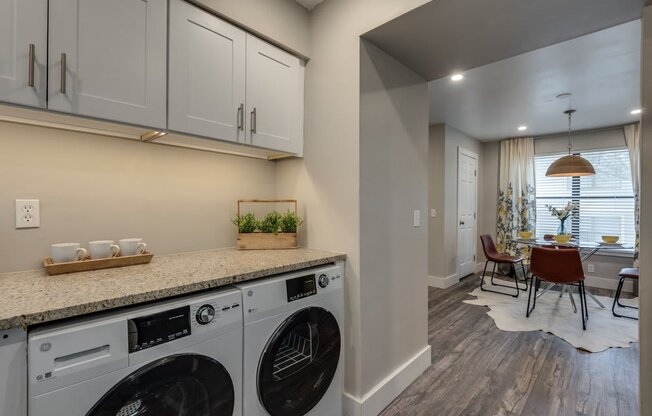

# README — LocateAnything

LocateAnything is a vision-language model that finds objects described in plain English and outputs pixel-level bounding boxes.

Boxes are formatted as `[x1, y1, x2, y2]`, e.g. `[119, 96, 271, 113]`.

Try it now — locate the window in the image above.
[534, 148, 635, 246]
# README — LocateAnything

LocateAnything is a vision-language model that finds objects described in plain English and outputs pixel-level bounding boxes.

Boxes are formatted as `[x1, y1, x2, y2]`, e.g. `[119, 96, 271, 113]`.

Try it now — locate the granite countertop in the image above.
[0, 248, 345, 330]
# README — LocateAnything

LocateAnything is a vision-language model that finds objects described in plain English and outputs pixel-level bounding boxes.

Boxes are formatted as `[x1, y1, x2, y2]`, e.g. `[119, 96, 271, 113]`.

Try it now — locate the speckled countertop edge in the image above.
[0, 248, 345, 330]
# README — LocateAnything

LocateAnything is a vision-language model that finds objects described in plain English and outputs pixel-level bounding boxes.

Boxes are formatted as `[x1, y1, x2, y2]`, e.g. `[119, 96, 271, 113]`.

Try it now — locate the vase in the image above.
[557, 218, 569, 235]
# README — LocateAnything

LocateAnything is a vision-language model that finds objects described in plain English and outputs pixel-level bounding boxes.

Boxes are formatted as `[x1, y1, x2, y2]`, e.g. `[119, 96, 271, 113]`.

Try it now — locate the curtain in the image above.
[624, 123, 640, 267]
[496, 137, 536, 256]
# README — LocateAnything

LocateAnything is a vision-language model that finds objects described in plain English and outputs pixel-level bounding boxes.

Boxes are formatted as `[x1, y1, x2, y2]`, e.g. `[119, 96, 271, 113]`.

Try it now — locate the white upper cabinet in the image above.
[0, 0, 47, 108]
[48, 0, 167, 129]
[168, 0, 246, 143]
[246, 35, 303, 155]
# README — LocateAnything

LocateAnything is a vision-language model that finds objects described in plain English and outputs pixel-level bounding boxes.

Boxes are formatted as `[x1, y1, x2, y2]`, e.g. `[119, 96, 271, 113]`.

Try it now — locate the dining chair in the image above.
[479, 234, 528, 297]
[527, 247, 588, 330]
[612, 268, 639, 320]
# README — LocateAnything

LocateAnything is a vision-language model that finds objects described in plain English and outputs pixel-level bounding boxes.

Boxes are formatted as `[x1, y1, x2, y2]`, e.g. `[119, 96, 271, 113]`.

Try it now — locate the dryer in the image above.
[236, 262, 344, 416]
[28, 287, 243, 416]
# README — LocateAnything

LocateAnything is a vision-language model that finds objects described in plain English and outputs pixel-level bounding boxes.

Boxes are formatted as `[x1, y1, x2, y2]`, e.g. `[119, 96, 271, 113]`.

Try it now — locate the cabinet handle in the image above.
[237, 103, 244, 130]
[250, 107, 257, 134]
[60, 53, 67, 94]
[27, 44, 35, 87]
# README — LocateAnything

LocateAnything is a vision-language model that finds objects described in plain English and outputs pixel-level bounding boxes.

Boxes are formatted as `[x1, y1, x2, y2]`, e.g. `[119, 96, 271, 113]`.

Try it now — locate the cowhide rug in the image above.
[464, 281, 638, 352]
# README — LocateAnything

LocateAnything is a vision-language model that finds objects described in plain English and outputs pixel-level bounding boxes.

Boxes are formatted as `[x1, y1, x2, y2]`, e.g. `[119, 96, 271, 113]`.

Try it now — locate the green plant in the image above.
[280, 210, 303, 233]
[258, 211, 282, 233]
[232, 213, 258, 233]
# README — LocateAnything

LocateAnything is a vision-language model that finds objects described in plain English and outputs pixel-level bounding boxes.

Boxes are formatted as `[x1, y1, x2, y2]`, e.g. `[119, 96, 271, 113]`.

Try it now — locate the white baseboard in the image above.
[475, 262, 485, 273]
[427, 273, 458, 288]
[343, 345, 431, 416]
[585, 275, 634, 293]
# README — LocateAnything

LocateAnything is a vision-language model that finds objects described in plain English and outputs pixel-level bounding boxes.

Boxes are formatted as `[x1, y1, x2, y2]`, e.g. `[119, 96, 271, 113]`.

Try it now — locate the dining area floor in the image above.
[380, 276, 639, 416]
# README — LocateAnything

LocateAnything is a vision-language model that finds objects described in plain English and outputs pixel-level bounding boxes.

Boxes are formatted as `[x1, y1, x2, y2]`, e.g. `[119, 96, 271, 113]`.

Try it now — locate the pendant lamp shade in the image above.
[545, 109, 596, 177]
[545, 154, 596, 176]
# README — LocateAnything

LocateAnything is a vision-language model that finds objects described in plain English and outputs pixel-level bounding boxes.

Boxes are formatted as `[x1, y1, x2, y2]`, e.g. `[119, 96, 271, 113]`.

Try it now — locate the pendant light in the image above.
[545, 109, 596, 177]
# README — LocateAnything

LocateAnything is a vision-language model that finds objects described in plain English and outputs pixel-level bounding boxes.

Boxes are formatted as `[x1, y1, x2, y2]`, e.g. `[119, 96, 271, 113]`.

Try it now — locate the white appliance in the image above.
[236, 262, 344, 416]
[28, 287, 243, 416]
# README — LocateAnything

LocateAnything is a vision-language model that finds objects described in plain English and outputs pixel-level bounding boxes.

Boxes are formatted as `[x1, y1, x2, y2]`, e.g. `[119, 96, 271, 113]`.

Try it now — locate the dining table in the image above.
[509, 237, 634, 310]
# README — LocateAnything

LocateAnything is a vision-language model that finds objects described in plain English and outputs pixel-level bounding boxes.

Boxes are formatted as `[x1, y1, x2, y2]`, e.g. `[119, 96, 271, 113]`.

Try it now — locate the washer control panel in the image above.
[190, 299, 241, 329]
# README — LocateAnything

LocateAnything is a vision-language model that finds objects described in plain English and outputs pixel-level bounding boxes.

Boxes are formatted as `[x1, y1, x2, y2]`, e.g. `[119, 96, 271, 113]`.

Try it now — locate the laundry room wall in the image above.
[276, 0, 433, 413]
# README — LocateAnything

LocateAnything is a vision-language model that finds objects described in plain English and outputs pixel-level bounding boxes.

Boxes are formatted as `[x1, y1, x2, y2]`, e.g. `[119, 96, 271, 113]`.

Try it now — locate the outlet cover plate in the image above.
[15, 199, 40, 229]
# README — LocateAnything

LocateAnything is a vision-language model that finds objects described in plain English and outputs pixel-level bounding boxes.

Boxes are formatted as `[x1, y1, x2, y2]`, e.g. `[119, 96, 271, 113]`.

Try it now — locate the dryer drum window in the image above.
[85, 353, 235, 416]
[258, 307, 341, 416]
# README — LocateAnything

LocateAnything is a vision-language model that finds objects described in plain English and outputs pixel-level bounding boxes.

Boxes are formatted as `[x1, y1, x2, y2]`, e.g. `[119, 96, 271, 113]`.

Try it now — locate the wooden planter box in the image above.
[237, 232, 297, 250]
[236, 199, 299, 250]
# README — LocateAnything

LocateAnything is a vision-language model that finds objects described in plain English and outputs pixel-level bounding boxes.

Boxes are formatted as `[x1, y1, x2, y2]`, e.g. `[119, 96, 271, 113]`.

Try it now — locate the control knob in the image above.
[196, 305, 215, 325]
[318, 274, 330, 288]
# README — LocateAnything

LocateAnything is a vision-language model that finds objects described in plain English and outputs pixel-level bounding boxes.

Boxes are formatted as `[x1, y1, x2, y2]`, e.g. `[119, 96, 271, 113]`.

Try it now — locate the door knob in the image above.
[460, 220, 465, 225]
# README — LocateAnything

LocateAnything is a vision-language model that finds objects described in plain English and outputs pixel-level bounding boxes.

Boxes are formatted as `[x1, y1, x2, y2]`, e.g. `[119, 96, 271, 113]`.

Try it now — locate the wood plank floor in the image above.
[379, 276, 639, 416]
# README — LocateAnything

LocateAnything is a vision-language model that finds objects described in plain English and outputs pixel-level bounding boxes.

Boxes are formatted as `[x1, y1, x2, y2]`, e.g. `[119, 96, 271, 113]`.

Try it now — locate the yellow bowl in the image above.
[554, 234, 572, 244]
[602, 235, 620, 244]
[519, 231, 533, 239]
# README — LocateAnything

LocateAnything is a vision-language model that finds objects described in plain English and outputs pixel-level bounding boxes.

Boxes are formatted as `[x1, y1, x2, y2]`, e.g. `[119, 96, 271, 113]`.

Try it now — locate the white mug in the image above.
[51, 243, 87, 263]
[88, 240, 120, 259]
[119, 238, 147, 256]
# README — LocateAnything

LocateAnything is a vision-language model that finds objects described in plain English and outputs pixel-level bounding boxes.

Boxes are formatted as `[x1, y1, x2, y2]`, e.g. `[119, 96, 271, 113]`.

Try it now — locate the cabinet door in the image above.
[0, 0, 47, 108]
[246, 34, 303, 154]
[168, 0, 246, 143]
[48, 0, 167, 129]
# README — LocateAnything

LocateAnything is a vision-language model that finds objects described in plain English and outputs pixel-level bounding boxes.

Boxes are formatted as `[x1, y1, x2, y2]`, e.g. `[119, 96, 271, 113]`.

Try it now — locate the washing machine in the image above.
[27, 287, 243, 416]
[236, 261, 344, 416]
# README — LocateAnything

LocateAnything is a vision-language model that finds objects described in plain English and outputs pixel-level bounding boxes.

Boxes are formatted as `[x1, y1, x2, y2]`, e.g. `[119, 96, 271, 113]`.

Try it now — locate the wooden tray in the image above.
[44, 252, 154, 276]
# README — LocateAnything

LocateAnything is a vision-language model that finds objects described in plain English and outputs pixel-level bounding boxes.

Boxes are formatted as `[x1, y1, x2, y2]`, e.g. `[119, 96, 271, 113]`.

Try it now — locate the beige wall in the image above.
[428, 124, 446, 276]
[0, 122, 277, 272]
[194, 0, 311, 58]
[428, 124, 483, 278]
[534, 126, 626, 154]
[275, 0, 431, 404]
[639, 4, 651, 412]
[479, 141, 500, 262]
[359, 38, 429, 402]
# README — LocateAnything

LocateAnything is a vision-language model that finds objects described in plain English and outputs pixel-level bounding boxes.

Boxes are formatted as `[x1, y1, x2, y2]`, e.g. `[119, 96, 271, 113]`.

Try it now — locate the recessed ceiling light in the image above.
[518, 126, 527, 131]
[450, 73, 464, 82]
[631, 109, 642, 115]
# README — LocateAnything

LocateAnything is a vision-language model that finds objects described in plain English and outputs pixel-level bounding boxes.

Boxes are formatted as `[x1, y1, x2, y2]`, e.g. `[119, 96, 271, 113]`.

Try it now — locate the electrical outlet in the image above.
[15, 199, 40, 229]
[587, 264, 595, 273]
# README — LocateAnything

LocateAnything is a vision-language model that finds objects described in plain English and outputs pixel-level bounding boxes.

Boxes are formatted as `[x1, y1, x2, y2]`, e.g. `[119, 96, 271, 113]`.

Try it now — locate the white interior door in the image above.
[457, 148, 478, 278]
[168, 0, 246, 143]
[0, 0, 47, 108]
[48, 0, 167, 129]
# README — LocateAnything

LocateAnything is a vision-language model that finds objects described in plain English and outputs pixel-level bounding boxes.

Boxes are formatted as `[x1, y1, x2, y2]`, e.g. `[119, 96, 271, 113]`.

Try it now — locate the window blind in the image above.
[534, 148, 635, 246]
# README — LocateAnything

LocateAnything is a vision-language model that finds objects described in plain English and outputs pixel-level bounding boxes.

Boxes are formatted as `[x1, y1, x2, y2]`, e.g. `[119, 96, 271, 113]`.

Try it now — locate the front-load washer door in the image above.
[86, 353, 234, 416]
[258, 307, 341, 416]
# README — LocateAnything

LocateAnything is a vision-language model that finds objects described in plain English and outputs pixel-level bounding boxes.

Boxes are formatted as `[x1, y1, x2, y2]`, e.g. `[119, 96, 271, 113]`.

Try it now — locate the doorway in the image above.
[457, 147, 478, 279]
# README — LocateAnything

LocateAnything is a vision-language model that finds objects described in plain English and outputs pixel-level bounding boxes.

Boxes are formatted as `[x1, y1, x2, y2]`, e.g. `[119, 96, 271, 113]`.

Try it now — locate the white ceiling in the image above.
[363, 0, 644, 81]
[295, 0, 323, 11]
[428, 21, 642, 141]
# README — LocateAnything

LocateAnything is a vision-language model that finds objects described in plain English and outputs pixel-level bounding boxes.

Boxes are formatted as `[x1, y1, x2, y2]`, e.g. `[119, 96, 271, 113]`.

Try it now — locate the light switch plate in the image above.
[430, 208, 437, 218]
[413, 209, 421, 227]
[15, 199, 40, 229]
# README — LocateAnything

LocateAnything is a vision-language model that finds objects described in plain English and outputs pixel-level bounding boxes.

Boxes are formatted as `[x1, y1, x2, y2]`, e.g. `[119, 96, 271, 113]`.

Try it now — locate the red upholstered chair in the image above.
[479, 234, 528, 297]
[612, 268, 639, 320]
[527, 247, 588, 330]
